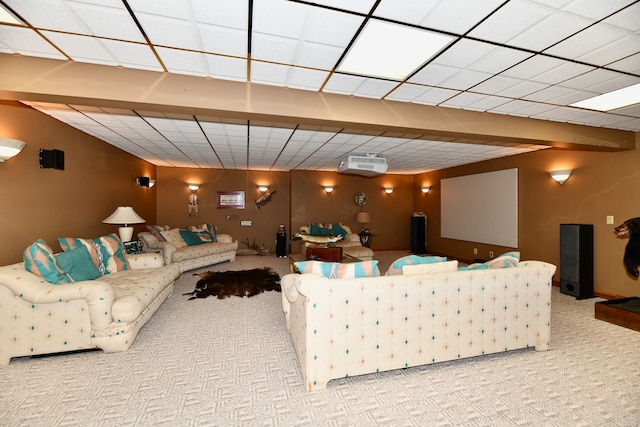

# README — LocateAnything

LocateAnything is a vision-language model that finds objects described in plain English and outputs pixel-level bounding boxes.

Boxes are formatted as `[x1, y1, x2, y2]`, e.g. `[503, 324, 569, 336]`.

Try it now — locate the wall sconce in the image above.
[0, 138, 26, 162]
[323, 185, 334, 194]
[136, 177, 155, 188]
[550, 170, 572, 184]
[188, 183, 200, 191]
[257, 185, 269, 193]
[384, 187, 394, 194]
[421, 186, 431, 194]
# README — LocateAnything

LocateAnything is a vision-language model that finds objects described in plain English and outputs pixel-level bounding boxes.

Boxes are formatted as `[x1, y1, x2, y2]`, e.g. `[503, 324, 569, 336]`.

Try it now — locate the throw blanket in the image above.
[184, 267, 280, 299]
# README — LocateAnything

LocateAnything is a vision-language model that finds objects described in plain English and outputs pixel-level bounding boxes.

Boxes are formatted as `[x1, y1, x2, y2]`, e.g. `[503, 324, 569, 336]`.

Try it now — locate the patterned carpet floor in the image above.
[1, 252, 639, 426]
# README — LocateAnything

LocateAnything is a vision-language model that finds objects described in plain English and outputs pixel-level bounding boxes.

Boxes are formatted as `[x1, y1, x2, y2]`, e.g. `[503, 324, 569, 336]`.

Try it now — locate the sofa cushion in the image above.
[294, 260, 379, 278]
[179, 229, 204, 246]
[485, 251, 520, 268]
[402, 260, 458, 275]
[386, 255, 447, 276]
[160, 228, 187, 248]
[187, 224, 218, 242]
[58, 234, 130, 275]
[170, 241, 238, 263]
[458, 263, 490, 271]
[147, 225, 170, 241]
[55, 245, 102, 281]
[309, 223, 348, 238]
[23, 239, 70, 284]
[99, 265, 180, 323]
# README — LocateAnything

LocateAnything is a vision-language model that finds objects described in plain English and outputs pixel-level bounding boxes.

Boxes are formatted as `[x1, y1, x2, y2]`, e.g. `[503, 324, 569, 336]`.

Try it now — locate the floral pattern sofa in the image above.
[0, 252, 180, 365]
[281, 258, 556, 391]
[138, 223, 238, 273]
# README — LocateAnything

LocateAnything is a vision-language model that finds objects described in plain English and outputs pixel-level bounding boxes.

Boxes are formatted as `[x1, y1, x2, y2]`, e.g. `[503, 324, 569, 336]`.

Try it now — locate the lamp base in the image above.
[118, 226, 134, 242]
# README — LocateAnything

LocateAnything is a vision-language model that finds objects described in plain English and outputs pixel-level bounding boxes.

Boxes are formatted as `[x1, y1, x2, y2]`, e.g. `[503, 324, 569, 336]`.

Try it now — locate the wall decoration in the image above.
[188, 192, 199, 217]
[354, 192, 367, 208]
[217, 191, 245, 209]
[256, 190, 276, 209]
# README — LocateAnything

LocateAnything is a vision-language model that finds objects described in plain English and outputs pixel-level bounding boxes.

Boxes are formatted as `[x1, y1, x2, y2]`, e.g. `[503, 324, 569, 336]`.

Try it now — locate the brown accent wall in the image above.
[0, 101, 156, 264]
[414, 139, 640, 298]
[155, 167, 290, 254]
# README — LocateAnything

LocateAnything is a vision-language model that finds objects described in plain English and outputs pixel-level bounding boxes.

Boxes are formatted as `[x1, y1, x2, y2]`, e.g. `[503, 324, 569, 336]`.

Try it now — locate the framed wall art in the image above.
[217, 191, 245, 209]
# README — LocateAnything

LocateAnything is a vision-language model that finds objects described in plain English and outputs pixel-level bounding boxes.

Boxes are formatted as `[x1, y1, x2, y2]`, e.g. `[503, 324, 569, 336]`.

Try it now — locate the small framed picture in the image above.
[123, 240, 141, 255]
[217, 191, 245, 209]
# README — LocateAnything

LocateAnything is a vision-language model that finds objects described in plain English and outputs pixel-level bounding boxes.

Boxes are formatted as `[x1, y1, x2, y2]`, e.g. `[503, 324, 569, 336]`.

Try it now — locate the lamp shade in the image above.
[103, 207, 145, 226]
[356, 212, 370, 224]
[103, 207, 145, 242]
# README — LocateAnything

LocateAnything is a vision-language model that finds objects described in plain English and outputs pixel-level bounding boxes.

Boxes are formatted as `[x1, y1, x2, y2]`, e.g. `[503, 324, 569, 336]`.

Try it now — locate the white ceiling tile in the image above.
[0, 26, 67, 59]
[323, 74, 398, 99]
[41, 31, 161, 70]
[560, 69, 639, 93]
[157, 47, 246, 81]
[507, 10, 591, 51]
[545, 24, 631, 65]
[375, 0, 504, 34]
[385, 83, 459, 104]
[251, 33, 343, 69]
[559, 0, 636, 22]
[468, 0, 553, 45]
[608, 53, 640, 74]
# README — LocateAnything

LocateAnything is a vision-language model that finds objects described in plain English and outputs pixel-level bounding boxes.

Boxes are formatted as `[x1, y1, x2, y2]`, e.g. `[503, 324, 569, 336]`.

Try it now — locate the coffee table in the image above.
[289, 252, 362, 273]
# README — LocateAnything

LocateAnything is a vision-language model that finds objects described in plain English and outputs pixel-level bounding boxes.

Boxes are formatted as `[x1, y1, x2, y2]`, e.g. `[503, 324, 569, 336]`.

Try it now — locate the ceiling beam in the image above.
[0, 54, 634, 151]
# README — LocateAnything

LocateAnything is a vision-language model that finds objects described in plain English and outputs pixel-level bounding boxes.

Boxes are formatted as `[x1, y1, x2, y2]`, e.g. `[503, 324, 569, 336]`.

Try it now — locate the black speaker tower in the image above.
[411, 214, 426, 254]
[560, 224, 594, 299]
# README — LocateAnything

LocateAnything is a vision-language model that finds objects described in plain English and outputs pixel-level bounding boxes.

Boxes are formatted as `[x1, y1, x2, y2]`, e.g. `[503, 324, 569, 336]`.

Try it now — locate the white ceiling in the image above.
[1, 0, 639, 173]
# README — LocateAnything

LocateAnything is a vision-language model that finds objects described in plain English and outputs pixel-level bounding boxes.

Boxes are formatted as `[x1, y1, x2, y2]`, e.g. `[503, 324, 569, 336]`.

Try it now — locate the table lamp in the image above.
[103, 206, 145, 242]
[356, 211, 370, 232]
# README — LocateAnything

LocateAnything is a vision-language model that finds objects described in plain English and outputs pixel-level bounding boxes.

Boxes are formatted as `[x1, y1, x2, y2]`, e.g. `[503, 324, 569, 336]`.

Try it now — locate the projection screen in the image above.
[441, 168, 518, 247]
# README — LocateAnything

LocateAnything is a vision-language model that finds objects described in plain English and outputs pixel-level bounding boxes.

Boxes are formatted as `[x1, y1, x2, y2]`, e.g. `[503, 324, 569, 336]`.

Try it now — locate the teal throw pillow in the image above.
[179, 229, 204, 246]
[55, 246, 102, 281]
[23, 239, 70, 284]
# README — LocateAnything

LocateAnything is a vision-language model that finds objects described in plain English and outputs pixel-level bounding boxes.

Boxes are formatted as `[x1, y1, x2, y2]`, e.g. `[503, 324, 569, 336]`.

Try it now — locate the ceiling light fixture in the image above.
[0, 137, 26, 162]
[337, 20, 454, 80]
[550, 170, 572, 185]
[571, 82, 640, 111]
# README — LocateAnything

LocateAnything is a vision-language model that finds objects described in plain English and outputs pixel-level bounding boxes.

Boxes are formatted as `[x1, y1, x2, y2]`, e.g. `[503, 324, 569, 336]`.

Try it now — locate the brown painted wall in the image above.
[2, 103, 639, 298]
[290, 171, 414, 253]
[414, 140, 640, 298]
[155, 167, 290, 254]
[0, 101, 156, 264]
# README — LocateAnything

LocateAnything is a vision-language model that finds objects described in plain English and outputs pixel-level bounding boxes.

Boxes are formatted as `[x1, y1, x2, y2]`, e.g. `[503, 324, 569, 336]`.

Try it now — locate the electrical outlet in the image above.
[473, 248, 477, 255]
[240, 220, 252, 226]
[489, 251, 494, 258]
[607, 215, 614, 225]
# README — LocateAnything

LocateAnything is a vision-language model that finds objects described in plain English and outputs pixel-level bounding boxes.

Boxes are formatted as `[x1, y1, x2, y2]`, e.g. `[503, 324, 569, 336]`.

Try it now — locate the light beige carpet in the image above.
[1, 252, 639, 426]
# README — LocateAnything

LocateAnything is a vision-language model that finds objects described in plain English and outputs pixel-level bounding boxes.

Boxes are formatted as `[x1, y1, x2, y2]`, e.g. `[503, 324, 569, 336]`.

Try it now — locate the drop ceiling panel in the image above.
[374, 0, 505, 34]
[6, 0, 640, 173]
[0, 26, 67, 59]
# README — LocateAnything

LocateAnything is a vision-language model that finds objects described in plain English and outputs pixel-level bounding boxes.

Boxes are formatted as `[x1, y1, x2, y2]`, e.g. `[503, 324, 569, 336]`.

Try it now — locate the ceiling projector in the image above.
[338, 153, 388, 177]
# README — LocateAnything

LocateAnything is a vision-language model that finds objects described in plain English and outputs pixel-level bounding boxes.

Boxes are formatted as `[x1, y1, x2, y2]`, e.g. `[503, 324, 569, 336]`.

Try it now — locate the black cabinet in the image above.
[411, 215, 426, 254]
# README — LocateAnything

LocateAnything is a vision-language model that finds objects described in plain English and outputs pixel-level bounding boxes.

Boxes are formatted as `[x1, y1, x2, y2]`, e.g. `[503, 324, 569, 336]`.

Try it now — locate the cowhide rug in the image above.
[183, 267, 281, 300]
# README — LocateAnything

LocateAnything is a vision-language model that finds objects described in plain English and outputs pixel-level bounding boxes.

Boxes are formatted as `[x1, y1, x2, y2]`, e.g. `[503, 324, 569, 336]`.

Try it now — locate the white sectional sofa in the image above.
[138, 230, 238, 273]
[0, 253, 180, 365]
[281, 259, 556, 391]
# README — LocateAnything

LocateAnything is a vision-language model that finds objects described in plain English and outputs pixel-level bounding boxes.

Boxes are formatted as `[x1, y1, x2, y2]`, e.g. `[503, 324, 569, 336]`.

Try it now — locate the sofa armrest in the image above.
[217, 233, 233, 243]
[0, 263, 115, 330]
[125, 253, 164, 269]
[138, 232, 176, 265]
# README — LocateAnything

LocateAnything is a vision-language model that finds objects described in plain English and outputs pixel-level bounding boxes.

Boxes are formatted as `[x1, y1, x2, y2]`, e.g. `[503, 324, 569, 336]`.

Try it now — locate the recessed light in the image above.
[337, 20, 454, 80]
[571, 82, 640, 111]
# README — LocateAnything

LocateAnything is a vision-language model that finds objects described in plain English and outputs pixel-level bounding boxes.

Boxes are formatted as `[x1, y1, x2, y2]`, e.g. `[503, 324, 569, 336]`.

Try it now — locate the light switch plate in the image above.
[241, 220, 252, 226]
[607, 216, 614, 225]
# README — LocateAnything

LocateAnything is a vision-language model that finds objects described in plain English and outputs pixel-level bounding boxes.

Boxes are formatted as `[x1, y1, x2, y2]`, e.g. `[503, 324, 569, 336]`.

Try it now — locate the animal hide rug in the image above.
[184, 267, 281, 299]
